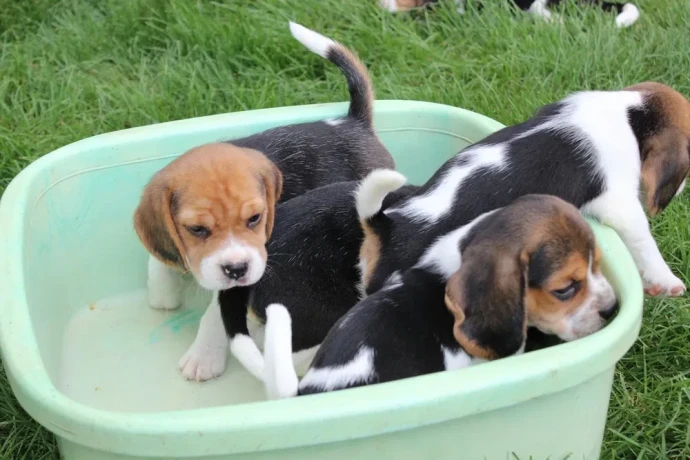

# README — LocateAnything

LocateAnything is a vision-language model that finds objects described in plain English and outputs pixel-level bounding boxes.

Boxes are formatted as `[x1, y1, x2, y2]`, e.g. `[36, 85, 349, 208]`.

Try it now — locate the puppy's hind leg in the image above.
[148, 255, 183, 310]
[583, 193, 685, 297]
[264, 304, 299, 400]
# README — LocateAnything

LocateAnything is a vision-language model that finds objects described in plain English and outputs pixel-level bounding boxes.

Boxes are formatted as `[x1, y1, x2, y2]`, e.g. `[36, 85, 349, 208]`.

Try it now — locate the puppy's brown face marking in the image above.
[359, 221, 381, 290]
[134, 143, 283, 290]
[445, 195, 617, 359]
[626, 82, 690, 215]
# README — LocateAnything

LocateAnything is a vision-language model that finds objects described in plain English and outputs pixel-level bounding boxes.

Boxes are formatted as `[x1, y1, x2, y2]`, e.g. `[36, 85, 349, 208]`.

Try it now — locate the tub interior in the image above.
[22, 103, 494, 413]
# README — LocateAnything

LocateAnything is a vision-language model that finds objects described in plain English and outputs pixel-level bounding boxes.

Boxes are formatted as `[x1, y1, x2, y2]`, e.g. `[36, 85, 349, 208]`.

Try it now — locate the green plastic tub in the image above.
[0, 101, 643, 460]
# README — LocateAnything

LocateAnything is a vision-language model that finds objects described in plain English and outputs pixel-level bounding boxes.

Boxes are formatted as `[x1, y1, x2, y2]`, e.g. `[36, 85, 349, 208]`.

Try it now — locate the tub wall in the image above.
[21, 102, 495, 388]
[57, 369, 613, 460]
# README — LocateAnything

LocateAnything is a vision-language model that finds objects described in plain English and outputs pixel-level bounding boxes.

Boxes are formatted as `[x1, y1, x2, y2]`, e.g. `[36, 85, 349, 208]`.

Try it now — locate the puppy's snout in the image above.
[222, 262, 248, 280]
[599, 301, 619, 321]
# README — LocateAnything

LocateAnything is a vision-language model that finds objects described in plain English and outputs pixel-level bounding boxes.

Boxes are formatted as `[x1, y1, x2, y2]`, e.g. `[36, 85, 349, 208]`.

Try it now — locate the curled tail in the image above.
[356, 169, 408, 294]
[356, 169, 408, 221]
[263, 304, 299, 400]
[289, 22, 375, 126]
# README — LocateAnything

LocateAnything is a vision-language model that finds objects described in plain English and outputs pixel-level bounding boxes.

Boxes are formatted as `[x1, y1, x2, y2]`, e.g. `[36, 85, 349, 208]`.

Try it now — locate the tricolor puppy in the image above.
[133, 22, 395, 380]
[179, 180, 418, 382]
[380, 0, 640, 28]
[264, 186, 617, 397]
[362, 83, 690, 301]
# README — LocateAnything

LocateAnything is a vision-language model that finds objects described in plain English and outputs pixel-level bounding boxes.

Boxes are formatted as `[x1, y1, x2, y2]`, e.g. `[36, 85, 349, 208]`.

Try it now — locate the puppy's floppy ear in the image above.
[641, 127, 690, 216]
[134, 175, 188, 271]
[444, 248, 527, 360]
[258, 158, 283, 239]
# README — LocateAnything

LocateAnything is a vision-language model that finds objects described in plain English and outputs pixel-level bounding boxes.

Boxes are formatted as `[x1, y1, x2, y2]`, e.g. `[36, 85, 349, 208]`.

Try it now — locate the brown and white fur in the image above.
[134, 22, 394, 381]
[263, 189, 617, 398]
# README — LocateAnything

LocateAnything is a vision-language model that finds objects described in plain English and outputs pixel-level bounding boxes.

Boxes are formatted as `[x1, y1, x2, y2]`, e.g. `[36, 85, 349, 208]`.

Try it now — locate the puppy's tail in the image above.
[289, 22, 374, 127]
[356, 169, 408, 220]
[263, 304, 299, 400]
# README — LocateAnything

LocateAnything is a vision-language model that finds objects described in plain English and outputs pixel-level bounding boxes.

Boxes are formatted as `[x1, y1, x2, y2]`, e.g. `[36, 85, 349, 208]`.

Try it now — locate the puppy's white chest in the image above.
[442, 347, 472, 371]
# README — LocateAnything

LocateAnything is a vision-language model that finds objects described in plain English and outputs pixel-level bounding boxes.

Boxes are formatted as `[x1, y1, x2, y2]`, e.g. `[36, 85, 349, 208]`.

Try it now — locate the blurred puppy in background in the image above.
[380, 0, 640, 28]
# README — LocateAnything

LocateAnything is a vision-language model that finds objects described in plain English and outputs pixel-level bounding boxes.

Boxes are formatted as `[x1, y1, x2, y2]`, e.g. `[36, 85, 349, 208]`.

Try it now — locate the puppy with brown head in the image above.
[263, 188, 617, 398]
[135, 145, 282, 290]
[627, 82, 690, 217]
[135, 22, 395, 382]
[135, 21, 393, 300]
[444, 195, 617, 361]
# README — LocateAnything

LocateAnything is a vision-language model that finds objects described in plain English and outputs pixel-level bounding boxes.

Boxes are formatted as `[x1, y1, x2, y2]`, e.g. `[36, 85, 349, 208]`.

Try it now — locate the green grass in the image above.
[1, 0, 689, 458]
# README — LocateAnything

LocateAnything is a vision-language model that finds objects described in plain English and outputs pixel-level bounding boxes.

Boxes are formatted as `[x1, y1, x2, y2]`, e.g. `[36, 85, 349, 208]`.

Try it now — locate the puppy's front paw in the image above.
[643, 273, 686, 297]
[178, 344, 227, 381]
[148, 286, 182, 310]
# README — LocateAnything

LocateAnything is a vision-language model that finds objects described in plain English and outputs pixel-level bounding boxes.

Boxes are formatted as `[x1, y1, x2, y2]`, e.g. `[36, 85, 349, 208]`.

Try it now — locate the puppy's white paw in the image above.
[178, 344, 227, 381]
[643, 272, 686, 297]
[148, 285, 182, 310]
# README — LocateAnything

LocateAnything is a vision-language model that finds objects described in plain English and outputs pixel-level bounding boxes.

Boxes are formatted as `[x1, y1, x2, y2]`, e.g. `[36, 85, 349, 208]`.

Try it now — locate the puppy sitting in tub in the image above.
[262, 175, 618, 397]
[133, 23, 394, 381]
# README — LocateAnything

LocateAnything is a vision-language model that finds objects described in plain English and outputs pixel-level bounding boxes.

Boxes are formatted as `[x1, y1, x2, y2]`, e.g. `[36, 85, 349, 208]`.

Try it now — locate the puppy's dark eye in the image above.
[186, 225, 210, 239]
[552, 281, 580, 301]
[247, 213, 262, 228]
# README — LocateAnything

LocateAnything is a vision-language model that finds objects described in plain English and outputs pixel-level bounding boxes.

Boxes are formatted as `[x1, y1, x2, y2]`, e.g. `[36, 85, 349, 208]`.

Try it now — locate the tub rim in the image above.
[0, 100, 642, 457]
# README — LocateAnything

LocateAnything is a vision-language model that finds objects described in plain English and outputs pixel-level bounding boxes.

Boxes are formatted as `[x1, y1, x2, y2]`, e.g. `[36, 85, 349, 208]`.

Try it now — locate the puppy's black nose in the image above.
[599, 301, 619, 320]
[222, 262, 248, 280]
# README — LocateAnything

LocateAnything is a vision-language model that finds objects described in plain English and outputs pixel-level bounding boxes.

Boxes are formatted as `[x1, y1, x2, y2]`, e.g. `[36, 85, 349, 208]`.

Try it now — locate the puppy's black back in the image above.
[299, 269, 456, 395]
[367, 102, 605, 294]
[232, 120, 394, 202]
[252, 181, 419, 351]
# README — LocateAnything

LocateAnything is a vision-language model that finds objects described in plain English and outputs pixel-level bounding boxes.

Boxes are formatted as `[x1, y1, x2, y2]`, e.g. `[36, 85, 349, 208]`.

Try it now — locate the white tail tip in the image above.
[264, 304, 299, 400]
[356, 169, 407, 220]
[289, 22, 335, 59]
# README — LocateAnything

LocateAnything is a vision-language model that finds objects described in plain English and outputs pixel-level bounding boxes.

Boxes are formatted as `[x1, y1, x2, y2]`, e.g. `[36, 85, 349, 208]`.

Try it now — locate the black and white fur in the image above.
[265, 267, 472, 397]
[226, 23, 393, 203]
[381, 0, 640, 28]
[362, 88, 687, 300]
[179, 181, 418, 382]
[513, 0, 639, 27]
[263, 181, 616, 397]
[157, 22, 395, 381]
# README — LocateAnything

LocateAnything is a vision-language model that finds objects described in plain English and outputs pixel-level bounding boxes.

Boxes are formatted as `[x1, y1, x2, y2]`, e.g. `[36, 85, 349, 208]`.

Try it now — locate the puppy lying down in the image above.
[263, 172, 618, 398]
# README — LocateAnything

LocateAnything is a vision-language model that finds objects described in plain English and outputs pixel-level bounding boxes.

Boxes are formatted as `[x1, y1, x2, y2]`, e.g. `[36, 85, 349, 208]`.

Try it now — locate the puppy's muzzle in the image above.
[598, 300, 619, 321]
[223, 262, 249, 280]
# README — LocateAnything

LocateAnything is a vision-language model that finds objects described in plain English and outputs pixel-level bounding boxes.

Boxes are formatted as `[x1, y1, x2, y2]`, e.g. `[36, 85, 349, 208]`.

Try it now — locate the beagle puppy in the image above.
[514, 0, 639, 27]
[263, 187, 617, 397]
[360, 83, 690, 302]
[134, 23, 395, 380]
[193, 180, 418, 382]
[381, 0, 640, 28]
